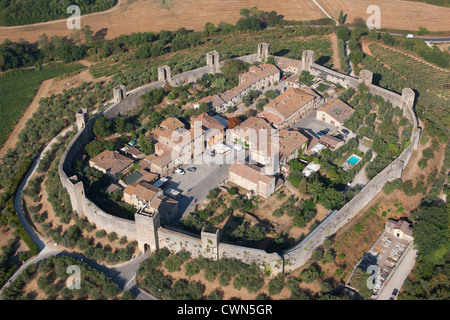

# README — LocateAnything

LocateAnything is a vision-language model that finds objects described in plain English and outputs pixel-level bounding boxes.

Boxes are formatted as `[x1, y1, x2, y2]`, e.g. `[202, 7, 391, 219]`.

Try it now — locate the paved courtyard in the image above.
[164, 152, 235, 222]
[291, 110, 338, 139]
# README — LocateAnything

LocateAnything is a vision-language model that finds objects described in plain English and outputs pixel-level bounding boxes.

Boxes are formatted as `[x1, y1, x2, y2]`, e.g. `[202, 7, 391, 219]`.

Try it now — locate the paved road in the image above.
[376, 247, 417, 300]
[2, 95, 158, 300]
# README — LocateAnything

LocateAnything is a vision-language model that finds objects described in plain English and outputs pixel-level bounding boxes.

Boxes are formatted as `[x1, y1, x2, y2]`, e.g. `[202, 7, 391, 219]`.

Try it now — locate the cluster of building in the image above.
[89, 55, 358, 217]
[196, 64, 280, 113]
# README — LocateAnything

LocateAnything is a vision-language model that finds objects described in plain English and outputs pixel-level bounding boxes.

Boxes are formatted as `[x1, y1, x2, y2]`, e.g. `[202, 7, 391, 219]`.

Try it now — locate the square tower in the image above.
[206, 51, 220, 74]
[257, 43, 270, 63]
[75, 108, 89, 131]
[201, 227, 221, 261]
[301, 50, 316, 73]
[158, 65, 171, 83]
[135, 211, 160, 253]
[113, 85, 127, 103]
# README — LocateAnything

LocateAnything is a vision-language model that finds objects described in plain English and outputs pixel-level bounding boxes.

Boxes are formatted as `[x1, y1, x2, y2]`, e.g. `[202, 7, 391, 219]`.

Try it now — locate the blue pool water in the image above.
[347, 155, 361, 165]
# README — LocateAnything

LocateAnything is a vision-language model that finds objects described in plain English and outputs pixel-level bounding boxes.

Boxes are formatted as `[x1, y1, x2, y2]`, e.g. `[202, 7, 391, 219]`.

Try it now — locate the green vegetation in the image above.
[1, 255, 132, 300]
[369, 44, 450, 98]
[0, 0, 117, 26]
[0, 62, 86, 148]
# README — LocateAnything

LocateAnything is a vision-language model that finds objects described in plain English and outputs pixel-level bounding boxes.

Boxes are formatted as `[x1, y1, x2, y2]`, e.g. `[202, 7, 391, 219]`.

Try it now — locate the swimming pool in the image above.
[347, 154, 361, 165]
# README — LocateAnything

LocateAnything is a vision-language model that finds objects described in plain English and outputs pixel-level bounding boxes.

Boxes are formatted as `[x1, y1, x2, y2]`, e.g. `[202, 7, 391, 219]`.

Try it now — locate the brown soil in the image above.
[328, 32, 342, 72]
[0, 0, 324, 43]
[320, 0, 450, 32]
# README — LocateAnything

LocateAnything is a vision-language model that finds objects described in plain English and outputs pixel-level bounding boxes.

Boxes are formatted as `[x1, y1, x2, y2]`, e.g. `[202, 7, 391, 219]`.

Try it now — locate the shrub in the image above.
[268, 273, 285, 296]
[107, 232, 118, 242]
[95, 230, 106, 238]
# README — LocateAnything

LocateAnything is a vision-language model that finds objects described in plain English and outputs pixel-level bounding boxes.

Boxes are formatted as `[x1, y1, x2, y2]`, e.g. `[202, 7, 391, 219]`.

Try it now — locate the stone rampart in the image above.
[58, 46, 419, 275]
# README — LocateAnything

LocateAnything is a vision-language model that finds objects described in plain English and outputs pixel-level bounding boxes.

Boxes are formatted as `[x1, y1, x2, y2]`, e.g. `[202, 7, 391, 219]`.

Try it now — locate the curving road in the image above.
[1, 96, 157, 300]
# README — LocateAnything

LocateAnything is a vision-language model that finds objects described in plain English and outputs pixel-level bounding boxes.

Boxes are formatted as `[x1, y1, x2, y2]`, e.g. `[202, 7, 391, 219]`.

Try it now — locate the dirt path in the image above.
[0, 61, 110, 159]
[329, 33, 342, 72]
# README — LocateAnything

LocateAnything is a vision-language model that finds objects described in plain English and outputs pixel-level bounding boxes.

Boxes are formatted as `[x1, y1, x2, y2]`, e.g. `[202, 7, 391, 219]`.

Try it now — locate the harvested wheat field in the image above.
[320, 0, 450, 31]
[0, 0, 323, 43]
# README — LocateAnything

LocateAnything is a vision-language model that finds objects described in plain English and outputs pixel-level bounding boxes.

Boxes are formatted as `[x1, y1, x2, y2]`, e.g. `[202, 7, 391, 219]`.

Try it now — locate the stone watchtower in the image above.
[113, 85, 127, 103]
[206, 50, 220, 74]
[75, 108, 89, 131]
[201, 227, 221, 261]
[401, 88, 415, 109]
[257, 43, 270, 63]
[359, 70, 373, 86]
[135, 211, 160, 253]
[301, 50, 316, 73]
[158, 65, 171, 83]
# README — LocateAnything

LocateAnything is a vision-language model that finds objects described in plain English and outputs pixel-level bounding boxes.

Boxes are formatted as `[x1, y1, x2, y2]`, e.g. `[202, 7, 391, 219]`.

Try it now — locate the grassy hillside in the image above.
[0, 63, 86, 148]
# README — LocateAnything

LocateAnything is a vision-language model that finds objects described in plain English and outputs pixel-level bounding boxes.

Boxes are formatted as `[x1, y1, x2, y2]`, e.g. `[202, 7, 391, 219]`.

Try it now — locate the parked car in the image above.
[175, 168, 185, 175]
[187, 167, 197, 172]
[206, 149, 215, 157]
[316, 131, 324, 137]
[341, 129, 350, 135]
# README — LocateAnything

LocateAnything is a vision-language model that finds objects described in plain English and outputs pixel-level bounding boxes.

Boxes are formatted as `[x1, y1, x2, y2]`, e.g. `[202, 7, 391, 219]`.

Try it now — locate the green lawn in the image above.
[0, 63, 86, 148]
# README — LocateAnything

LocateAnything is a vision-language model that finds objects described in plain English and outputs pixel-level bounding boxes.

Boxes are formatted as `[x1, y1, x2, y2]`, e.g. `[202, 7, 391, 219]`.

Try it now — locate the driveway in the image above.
[376, 247, 418, 300]
[291, 110, 337, 139]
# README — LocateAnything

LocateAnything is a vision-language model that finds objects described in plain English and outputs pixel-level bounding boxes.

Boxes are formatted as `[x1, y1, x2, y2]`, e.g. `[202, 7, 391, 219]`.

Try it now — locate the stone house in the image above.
[385, 219, 413, 242]
[316, 98, 355, 128]
[277, 57, 302, 75]
[319, 135, 345, 150]
[123, 181, 178, 223]
[229, 117, 275, 150]
[250, 129, 309, 171]
[258, 87, 317, 130]
[216, 64, 281, 111]
[190, 112, 226, 149]
[89, 150, 134, 180]
[228, 162, 276, 198]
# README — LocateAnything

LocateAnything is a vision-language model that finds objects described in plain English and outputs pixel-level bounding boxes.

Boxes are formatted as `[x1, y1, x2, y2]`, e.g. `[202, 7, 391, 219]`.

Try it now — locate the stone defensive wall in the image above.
[282, 51, 420, 272]
[58, 45, 419, 275]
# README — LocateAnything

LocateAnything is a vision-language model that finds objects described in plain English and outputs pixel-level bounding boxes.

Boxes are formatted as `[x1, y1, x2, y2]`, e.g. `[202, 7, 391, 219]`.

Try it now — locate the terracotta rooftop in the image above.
[318, 99, 355, 124]
[230, 162, 274, 185]
[239, 64, 279, 85]
[319, 135, 344, 148]
[89, 150, 134, 176]
[160, 117, 185, 131]
[124, 181, 160, 203]
[386, 219, 413, 237]
[198, 95, 225, 108]
[124, 146, 145, 158]
[255, 130, 309, 161]
[232, 117, 274, 145]
[277, 57, 302, 70]
[262, 87, 316, 121]
[191, 112, 226, 132]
